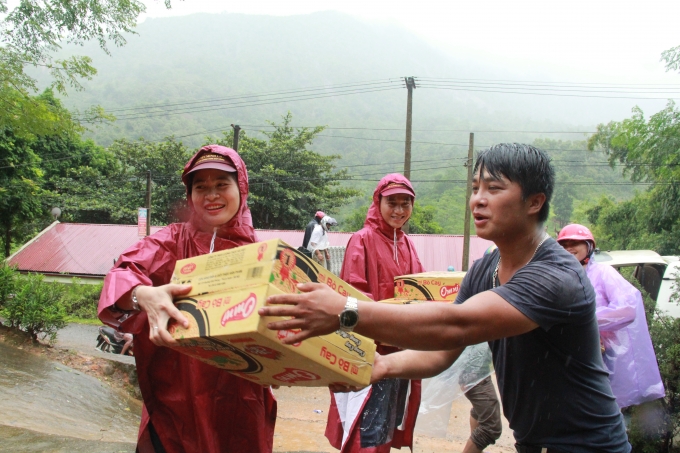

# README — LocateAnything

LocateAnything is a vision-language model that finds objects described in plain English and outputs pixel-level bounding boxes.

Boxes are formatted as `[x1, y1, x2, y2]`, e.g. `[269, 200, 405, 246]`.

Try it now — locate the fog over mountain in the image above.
[38, 11, 653, 231]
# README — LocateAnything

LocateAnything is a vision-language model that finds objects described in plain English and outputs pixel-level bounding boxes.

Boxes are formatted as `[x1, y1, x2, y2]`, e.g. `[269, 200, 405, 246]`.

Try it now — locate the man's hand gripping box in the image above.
[169, 239, 375, 387]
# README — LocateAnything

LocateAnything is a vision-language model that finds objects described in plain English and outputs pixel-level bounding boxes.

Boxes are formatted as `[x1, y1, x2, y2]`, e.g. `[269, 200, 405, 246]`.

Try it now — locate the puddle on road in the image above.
[0, 341, 140, 451]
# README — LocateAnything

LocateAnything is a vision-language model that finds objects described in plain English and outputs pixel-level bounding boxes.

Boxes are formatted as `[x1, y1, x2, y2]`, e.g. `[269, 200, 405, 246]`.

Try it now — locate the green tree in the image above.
[552, 182, 575, 230]
[408, 204, 444, 234]
[0, 127, 45, 257]
[214, 114, 360, 229]
[0, 0, 157, 137]
[587, 102, 680, 254]
[50, 137, 191, 225]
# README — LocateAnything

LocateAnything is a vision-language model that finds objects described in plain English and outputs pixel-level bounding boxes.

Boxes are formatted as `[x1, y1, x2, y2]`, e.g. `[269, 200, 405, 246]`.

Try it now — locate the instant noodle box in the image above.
[394, 271, 467, 302]
[168, 239, 375, 387]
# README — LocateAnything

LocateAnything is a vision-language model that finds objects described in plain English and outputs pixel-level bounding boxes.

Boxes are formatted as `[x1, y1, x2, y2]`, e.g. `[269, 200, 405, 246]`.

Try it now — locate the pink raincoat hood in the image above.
[339, 174, 423, 302]
[97, 145, 276, 453]
[183, 145, 256, 247]
[364, 173, 415, 240]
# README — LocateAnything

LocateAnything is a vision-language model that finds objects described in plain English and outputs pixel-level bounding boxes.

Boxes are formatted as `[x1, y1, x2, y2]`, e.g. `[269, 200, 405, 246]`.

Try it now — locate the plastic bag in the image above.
[415, 342, 493, 438]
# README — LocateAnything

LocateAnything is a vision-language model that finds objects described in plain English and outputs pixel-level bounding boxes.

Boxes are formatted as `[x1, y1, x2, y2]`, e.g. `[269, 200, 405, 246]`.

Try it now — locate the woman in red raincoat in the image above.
[98, 145, 277, 453]
[325, 173, 424, 453]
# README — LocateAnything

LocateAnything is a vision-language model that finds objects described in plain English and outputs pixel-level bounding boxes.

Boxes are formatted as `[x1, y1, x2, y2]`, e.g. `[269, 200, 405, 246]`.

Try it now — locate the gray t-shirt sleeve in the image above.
[492, 260, 593, 330]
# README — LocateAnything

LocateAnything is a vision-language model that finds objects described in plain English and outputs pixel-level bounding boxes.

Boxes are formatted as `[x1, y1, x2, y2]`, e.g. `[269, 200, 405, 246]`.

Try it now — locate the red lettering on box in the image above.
[277, 329, 301, 347]
[439, 284, 460, 299]
[180, 263, 196, 275]
[320, 346, 337, 365]
[273, 368, 320, 384]
[220, 293, 257, 326]
[257, 243, 268, 261]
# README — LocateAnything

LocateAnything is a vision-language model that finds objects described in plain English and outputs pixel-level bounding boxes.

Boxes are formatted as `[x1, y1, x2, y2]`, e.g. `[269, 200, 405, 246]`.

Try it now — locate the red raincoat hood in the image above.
[364, 173, 416, 239]
[183, 145, 256, 246]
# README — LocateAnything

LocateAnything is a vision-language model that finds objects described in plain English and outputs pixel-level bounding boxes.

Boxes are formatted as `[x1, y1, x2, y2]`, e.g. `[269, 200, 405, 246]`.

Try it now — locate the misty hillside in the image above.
[40, 11, 640, 232]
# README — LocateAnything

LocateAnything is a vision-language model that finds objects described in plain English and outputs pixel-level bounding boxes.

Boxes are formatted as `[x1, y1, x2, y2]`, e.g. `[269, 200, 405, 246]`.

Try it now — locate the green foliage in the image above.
[0, 126, 47, 257]
[620, 270, 680, 451]
[662, 45, 680, 73]
[0, 262, 18, 309]
[214, 114, 361, 229]
[54, 137, 192, 225]
[408, 204, 444, 234]
[1, 273, 67, 343]
[1, 0, 150, 138]
[587, 102, 680, 254]
[552, 180, 575, 229]
[61, 279, 102, 320]
[343, 203, 370, 232]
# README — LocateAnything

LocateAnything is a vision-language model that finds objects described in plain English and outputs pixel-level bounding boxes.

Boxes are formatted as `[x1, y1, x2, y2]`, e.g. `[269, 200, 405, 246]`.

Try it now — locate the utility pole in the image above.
[231, 124, 241, 152]
[462, 133, 474, 271]
[145, 170, 152, 237]
[403, 77, 416, 180]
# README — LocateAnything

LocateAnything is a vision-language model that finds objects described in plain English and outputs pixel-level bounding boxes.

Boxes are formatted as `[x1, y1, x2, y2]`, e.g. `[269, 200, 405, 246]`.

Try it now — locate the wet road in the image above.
[2, 323, 515, 452]
[0, 341, 139, 452]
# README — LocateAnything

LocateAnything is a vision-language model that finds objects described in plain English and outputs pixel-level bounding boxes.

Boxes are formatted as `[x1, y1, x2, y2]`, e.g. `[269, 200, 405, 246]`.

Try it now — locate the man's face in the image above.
[470, 169, 535, 241]
[191, 169, 240, 231]
[380, 194, 413, 230]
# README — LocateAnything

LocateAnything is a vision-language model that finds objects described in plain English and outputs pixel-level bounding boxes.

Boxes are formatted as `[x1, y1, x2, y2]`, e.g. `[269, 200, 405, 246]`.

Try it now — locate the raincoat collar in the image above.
[183, 145, 256, 246]
[365, 173, 415, 239]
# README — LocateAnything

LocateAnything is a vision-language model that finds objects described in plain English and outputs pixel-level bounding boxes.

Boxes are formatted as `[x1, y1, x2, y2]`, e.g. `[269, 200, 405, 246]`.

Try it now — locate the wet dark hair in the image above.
[473, 143, 555, 222]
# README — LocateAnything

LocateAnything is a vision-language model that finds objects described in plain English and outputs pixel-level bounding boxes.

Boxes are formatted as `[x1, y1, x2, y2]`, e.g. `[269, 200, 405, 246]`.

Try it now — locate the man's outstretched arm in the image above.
[259, 282, 538, 351]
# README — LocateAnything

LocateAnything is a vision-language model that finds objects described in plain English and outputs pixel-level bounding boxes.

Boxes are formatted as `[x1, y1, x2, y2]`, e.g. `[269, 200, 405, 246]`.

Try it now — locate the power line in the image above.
[89, 84, 403, 122]
[418, 84, 680, 100]
[418, 77, 680, 89]
[98, 79, 402, 114]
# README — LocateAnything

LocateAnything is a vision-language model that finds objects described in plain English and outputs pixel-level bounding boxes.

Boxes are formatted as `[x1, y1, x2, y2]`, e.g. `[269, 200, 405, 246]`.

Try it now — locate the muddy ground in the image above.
[0, 323, 515, 452]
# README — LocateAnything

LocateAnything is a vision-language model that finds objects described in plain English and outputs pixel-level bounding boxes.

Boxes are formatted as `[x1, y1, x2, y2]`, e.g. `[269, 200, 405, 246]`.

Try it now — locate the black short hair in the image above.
[473, 143, 555, 223]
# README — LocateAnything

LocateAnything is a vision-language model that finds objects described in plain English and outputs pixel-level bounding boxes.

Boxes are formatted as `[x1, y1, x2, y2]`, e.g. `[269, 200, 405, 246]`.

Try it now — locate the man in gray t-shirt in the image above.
[456, 239, 626, 451]
[261, 144, 630, 453]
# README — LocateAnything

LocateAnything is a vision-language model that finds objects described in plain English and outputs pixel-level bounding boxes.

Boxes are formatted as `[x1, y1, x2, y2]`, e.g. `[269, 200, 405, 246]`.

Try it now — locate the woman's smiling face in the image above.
[191, 168, 240, 231]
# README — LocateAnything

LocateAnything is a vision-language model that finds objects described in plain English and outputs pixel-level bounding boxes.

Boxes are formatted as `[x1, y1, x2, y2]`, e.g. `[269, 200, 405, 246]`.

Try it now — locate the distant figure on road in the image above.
[308, 215, 337, 270]
[302, 211, 326, 250]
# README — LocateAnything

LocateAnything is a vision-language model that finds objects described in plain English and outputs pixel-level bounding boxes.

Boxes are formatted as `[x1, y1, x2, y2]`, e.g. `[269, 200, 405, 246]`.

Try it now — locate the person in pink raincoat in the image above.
[325, 173, 424, 453]
[98, 145, 277, 453]
[557, 224, 665, 409]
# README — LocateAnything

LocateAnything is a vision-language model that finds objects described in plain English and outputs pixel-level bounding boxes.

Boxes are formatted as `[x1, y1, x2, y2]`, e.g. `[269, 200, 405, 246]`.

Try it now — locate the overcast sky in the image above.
[141, 0, 680, 87]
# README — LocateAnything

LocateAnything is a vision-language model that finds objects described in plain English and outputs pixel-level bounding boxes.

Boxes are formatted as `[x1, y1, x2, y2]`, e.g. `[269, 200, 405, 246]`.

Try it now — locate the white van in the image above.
[593, 250, 680, 318]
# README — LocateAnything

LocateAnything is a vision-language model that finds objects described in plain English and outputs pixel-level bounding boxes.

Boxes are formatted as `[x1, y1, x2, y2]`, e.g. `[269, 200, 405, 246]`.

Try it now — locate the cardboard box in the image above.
[169, 239, 375, 387]
[394, 271, 466, 302]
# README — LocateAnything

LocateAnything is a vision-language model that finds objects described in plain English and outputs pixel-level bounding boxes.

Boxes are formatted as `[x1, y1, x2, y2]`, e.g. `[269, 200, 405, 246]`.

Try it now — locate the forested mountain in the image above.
[37, 11, 642, 232]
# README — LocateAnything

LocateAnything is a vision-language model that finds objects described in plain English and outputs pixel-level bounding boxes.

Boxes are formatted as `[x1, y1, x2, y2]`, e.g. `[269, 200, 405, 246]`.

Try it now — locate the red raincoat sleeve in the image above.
[339, 232, 374, 300]
[98, 225, 180, 332]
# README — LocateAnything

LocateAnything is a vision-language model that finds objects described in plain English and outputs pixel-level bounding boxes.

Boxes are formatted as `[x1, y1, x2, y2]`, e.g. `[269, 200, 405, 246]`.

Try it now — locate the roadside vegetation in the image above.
[0, 263, 100, 344]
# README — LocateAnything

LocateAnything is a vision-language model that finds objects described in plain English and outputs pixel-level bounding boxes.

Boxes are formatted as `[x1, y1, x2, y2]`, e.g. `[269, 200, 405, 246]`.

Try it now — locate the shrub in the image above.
[1, 273, 67, 344]
[0, 262, 18, 310]
[624, 271, 680, 451]
[61, 278, 102, 319]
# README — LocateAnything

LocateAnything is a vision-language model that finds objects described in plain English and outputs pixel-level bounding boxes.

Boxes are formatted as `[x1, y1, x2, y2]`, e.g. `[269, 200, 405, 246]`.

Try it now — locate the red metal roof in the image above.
[7, 222, 164, 278]
[8, 223, 493, 278]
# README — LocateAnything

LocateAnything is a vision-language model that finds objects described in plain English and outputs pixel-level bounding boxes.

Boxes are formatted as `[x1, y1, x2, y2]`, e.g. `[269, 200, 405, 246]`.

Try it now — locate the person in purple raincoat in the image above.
[557, 224, 665, 409]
